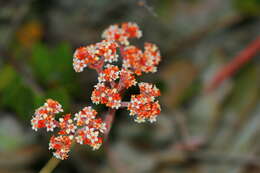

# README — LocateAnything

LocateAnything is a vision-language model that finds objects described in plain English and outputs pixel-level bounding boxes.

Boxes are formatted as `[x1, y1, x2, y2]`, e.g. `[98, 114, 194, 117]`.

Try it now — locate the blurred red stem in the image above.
[120, 102, 129, 107]
[103, 108, 127, 173]
[206, 36, 260, 92]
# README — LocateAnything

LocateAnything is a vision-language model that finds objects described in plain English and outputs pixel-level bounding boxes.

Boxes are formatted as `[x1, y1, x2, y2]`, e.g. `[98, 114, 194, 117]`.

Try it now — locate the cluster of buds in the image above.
[31, 22, 161, 160]
[31, 100, 106, 160]
[128, 83, 161, 123]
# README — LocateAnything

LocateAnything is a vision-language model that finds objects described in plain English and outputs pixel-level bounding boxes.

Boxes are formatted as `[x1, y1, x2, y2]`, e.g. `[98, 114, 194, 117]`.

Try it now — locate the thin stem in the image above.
[120, 102, 129, 108]
[103, 109, 129, 173]
[39, 156, 61, 173]
[104, 109, 116, 141]
[206, 36, 260, 92]
[137, 0, 158, 18]
[104, 140, 128, 173]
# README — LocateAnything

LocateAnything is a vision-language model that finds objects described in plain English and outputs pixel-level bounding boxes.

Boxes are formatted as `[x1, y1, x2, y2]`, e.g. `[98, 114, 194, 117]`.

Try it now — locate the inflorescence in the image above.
[31, 22, 162, 160]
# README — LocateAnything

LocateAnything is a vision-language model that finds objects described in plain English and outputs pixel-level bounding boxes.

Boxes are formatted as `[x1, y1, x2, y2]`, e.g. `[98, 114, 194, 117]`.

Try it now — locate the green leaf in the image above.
[0, 65, 16, 91]
[31, 43, 53, 84]
[31, 42, 75, 88]
[51, 42, 75, 86]
[1, 82, 36, 120]
[234, 0, 260, 15]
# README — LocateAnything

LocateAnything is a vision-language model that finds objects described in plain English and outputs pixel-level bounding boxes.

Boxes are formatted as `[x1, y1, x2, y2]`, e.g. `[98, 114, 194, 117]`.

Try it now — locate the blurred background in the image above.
[1, 0, 260, 172]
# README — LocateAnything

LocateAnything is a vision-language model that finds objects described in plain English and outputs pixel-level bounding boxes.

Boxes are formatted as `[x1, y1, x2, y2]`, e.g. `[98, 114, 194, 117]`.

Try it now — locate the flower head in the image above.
[122, 43, 161, 75]
[128, 83, 161, 123]
[122, 45, 143, 75]
[98, 64, 120, 83]
[102, 22, 142, 45]
[91, 83, 122, 109]
[128, 95, 161, 123]
[31, 99, 63, 131]
[74, 107, 106, 149]
[73, 45, 99, 72]
[74, 106, 97, 126]
[32, 99, 106, 160]
[97, 40, 119, 63]
[91, 83, 110, 104]
[138, 82, 160, 101]
[49, 135, 73, 160]
[73, 40, 119, 72]
[58, 114, 77, 135]
[142, 42, 161, 73]
[119, 69, 137, 89]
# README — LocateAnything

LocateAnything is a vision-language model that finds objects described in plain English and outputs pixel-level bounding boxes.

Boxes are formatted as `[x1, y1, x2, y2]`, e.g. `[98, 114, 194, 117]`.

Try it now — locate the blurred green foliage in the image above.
[156, 0, 175, 20]
[225, 63, 260, 111]
[0, 65, 36, 120]
[0, 42, 77, 120]
[31, 42, 74, 87]
[0, 65, 16, 91]
[234, 0, 260, 15]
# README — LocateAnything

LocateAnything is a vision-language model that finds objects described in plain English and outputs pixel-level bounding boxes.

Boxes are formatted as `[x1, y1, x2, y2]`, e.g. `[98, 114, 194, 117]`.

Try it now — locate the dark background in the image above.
[1, 0, 260, 172]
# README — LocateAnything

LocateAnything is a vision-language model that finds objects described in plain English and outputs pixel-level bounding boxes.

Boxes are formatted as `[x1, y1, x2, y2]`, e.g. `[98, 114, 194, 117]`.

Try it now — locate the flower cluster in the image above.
[98, 64, 120, 82]
[128, 83, 161, 123]
[102, 22, 142, 45]
[74, 22, 161, 122]
[31, 99, 63, 132]
[31, 22, 162, 160]
[31, 100, 106, 160]
[91, 83, 122, 109]
[74, 22, 161, 121]
[73, 40, 118, 72]
[122, 43, 160, 75]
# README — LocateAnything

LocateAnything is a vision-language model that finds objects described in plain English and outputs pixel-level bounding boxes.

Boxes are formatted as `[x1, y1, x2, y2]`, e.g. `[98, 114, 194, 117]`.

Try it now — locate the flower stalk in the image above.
[39, 157, 60, 173]
[33, 22, 162, 172]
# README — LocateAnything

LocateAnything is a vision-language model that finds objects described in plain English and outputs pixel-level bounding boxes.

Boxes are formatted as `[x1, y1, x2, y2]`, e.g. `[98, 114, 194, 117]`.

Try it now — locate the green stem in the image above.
[39, 156, 61, 173]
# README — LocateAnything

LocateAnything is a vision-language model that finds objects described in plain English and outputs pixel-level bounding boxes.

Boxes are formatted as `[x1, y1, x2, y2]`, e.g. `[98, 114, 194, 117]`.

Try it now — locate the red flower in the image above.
[128, 83, 161, 123]
[32, 22, 162, 160]
[102, 22, 142, 45]
[98, 64, 120, 82]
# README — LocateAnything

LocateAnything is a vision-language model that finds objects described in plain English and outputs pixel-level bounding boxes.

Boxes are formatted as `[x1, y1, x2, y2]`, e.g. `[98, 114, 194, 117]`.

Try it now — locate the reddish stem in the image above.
[104, 109, 116, 141]
[206, 36, 260, 92]
[120, 102, 129, 108]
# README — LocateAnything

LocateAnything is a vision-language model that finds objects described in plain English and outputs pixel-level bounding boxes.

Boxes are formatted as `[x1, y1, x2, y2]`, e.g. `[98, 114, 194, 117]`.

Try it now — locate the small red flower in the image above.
[105, 88, 122, 109]
[49, 135, 73, 160]
[128, 83, 161, 123]
[122, 43, 161, 75]
[73, 45, 99, 72]
[91, 83, 122, 109]
[31, 99, 63, 132]
[122, 22, 142, 39]
[98, 64, 120, 82]
[96, 40, 119, 63]
[119, 69, 137, 89]
[139, 82, 160, 101]
[102, 22, 142, 45]
[91, 83, 110, 104]
[122, 45, 143, 75]
[73, 40, 119, 72]
[142, 42, 161, 73]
